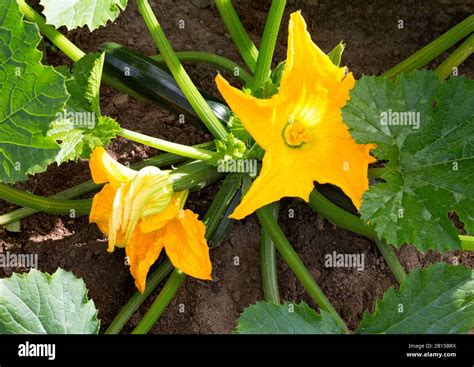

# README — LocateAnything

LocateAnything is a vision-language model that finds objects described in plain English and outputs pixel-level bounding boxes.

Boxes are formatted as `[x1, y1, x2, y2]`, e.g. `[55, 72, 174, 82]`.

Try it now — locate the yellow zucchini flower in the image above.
[89, 147, 212, 292]
[216, 11, 376, 220]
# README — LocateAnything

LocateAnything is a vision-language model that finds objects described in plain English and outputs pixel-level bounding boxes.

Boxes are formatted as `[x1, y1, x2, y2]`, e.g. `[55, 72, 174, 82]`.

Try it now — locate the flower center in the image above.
[282, 121, 312, 148]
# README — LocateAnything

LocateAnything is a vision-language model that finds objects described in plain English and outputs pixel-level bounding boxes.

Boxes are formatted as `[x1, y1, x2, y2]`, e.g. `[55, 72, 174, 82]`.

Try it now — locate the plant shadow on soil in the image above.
[1, 0, 473, 333]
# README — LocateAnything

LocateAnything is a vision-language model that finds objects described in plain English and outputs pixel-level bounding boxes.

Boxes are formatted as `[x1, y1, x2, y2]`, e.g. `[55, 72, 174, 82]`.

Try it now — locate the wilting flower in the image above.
[216, 11, 376, 220]
[89, 147, 212, 292]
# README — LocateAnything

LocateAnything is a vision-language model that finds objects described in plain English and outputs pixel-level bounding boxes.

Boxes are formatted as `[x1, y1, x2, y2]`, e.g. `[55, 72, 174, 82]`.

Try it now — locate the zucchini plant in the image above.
[0, 0, 473, 335]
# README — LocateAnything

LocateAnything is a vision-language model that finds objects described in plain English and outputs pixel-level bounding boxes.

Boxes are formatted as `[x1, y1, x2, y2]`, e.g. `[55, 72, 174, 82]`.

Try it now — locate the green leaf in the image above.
[40, 0, 128, 31]
[236, 301, 344, 334]
[357, 263, 474, 334]
[49, 115, 120, 163]
[48, 52, 120, 162]
[0, 0, 68, 183]
[67, 52, 104, 116]
[0, 268, 99, 334]
[343, 71, 474, 252]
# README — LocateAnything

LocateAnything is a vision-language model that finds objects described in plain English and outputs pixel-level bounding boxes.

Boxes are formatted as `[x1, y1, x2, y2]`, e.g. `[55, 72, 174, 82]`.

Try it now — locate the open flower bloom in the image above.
[89, 147, 212, 292]
[216, 11, 376, 220]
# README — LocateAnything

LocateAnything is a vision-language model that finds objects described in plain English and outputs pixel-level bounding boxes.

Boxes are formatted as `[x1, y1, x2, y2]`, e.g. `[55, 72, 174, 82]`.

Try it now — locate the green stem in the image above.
[383, 14, 474, 78]
[435, 34, 474, 80]
[309, 189, 407, 284]
[17, 0, 85, 62]
[0, 184, 91, 215]
[260, 203, 281, 303]
[250, 0, 286, 91]
[0, 181, 97, 225]
[374, 239, 407, 284]
[118, 128, 215, 161]
[170, 160, 223, 193]
[105, 258, 174, 334]
[203, 174, 242, 245]
[215, 0, 259, 73]
[256, 205, 349, 333]
[135, 0, 228, 140]
[309, 189, 376, 238]
[151, 52, 252, 85]
[131, 269, 186, 334]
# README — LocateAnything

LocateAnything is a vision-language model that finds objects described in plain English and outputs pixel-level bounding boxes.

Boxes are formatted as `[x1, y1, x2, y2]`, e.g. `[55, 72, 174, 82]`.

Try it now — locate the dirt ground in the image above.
[1, 0, 473, 333]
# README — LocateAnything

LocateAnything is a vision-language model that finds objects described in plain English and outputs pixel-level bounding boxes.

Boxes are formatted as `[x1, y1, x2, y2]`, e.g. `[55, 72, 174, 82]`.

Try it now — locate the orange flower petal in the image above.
[89, 183, 116, 235]
[163, 210, 212, 280]
[281, 11, 347, 107]
[308, 112, 376, 209]
[215, 74, 281, 150]
[230, 151, 315, 220]
[140, 199, 179, 233]
[126, 226, 166, 293]
[89, 147, 136, 188]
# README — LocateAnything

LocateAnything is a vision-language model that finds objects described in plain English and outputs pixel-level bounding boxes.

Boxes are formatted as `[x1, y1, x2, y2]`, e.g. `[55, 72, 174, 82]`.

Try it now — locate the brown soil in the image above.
[1, 0, 473, 333]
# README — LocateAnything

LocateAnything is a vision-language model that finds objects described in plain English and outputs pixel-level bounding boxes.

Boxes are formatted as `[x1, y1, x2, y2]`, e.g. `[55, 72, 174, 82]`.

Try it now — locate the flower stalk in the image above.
[151, 52, 252, 85]
[383, 14, 474, 78]
[17, 0, 85, 62]
[0, 183, 91, 215]
[309, 189, 407, 284]
[135, 0, 228, 140]
[105, 258, 174, 334]
[435, 34, 474, 80]
[215, 0, 259, 73]
[131, 269, 186, 334]
[250, 0, 286, 91]
[260, 202, 281, 303]
[117, 128, 216, 161]
[257, 205, 349, 333]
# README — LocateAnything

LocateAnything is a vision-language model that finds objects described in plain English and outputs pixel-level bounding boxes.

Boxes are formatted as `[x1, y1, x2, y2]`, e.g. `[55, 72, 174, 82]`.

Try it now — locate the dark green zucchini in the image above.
[100, 42, 232, 129]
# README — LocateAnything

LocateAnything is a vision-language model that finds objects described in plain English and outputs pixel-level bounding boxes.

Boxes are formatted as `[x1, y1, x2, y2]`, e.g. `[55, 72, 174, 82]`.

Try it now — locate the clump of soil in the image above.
[1, 0, 473, 333]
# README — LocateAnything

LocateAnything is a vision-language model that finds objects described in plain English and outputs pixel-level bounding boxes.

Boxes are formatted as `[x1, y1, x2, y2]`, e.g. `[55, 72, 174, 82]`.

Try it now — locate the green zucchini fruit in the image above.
[100, 42, 232, 129]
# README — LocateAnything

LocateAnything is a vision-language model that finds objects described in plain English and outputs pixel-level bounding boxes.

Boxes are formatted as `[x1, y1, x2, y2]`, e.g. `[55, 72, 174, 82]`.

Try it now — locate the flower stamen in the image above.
[282, 121, 312, 148]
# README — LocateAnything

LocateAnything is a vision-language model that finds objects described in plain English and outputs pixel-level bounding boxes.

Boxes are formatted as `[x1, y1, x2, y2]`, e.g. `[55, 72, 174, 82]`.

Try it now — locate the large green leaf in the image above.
[40, 0, 128, 31]
[0, 0, 68, 183]
[0, 268, 99, 334]
[66, 52, 104, 116]
[343, 71, 474, 252]
[236, 302, 344, 334]
[48, 53, 120, 162]
[357, 263, 474, 334]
